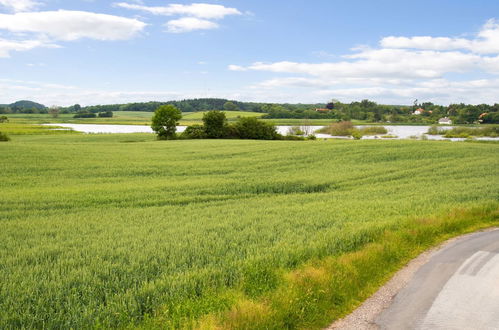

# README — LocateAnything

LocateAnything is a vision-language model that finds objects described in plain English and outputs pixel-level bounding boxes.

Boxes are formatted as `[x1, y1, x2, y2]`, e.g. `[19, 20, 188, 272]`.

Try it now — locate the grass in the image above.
[182, 111, 264, 120]
[318, 122, 388, 137]
[0, 122, 78, 135]
[3, 111, 265, 126]
[427, 125, 499, 138]
[359, 126, 388, 135]
[0, 134, 498, 329]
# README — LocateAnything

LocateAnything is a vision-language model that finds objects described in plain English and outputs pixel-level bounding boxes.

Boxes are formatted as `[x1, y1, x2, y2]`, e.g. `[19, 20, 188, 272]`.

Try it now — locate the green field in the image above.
[4, 111, 265, 126]
[1, 134, 498, 328]
[182, 110, 264, 120]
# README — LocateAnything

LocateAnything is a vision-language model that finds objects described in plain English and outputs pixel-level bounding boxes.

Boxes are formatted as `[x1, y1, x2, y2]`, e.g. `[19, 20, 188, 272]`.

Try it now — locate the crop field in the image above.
[5, 111, 265, 126]
[1, 134, 498, 328]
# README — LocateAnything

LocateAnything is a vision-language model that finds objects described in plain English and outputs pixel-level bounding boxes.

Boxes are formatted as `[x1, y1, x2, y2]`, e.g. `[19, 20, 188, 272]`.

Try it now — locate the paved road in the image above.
[375, 229, 499, 330]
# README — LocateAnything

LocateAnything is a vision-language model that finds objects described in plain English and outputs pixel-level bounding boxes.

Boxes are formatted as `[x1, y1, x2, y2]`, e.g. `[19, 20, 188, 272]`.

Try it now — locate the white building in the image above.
[438, 117, 452, 125]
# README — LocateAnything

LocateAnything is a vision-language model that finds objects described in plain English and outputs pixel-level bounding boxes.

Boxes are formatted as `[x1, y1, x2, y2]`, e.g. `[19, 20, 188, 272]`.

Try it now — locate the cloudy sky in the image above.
[0, 0, 498, 106]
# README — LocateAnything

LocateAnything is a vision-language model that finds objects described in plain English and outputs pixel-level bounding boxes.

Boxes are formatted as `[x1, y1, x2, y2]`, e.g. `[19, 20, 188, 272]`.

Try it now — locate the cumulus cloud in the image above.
[166, 17, 218, 33]
[381, 19, 499, 54]
[0, 0, 40, 12]
[228, 19, 499, 104]
[0, 10, 146, 41]
[114, 2, 241, 19]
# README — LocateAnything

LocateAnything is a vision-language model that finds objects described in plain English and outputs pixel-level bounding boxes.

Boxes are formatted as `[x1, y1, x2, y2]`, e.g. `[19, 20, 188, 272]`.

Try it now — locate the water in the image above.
[43, 123, 497, 141]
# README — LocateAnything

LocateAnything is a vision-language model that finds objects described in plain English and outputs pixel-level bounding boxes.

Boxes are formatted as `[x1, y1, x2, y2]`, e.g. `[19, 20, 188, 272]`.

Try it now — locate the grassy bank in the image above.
[0, 135, 498, 328]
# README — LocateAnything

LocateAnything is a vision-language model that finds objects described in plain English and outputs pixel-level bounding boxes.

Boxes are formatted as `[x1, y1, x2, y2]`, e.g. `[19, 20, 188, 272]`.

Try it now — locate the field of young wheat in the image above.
[1, 134, 498, 328]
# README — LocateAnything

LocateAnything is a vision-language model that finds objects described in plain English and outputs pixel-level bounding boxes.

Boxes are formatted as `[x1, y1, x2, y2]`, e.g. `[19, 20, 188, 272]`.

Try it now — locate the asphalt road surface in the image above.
[375, 229, 499, 330]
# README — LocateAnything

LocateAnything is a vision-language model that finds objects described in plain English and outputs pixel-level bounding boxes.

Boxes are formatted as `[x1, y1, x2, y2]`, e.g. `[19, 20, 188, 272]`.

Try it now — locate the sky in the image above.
[0, 0, 499, 106]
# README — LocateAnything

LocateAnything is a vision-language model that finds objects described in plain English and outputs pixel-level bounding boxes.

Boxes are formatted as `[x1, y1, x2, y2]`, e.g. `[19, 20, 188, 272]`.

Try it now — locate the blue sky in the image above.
[0, 0, 498, 106]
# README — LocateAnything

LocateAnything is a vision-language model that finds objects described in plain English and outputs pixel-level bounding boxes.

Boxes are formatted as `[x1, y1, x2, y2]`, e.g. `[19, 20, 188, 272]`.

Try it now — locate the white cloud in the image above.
[0, 0, 40, 12]
[0, 38, 59, 57]
[166, 17, 218, 33]
[114, 2, 241, 19]
[381, 19, 499, 54]
[0, 10, 146, 41]
[230, 49, 483, 80]
[228, 19, 499, 104]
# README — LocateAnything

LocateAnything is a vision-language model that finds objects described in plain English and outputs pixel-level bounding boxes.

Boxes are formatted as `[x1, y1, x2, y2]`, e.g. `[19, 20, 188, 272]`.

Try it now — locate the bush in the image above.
[0, 116, 9, 123]
[203, 111, 228, 138]
[351, 129, 363, 140]
[234, 117, 278, 140]
[98, 111, 113, 118]
[287, 126, 305, 136]
[307, 134, 317, 140]
[73, 111, 96, 118]
[359, 126, 388, 135]
[0, 131, 10, 141]
[427, 125, 446, 135]
[278, 134, 306, 141]
[182, 125, 207, 139]
[321, 121, 354, 136]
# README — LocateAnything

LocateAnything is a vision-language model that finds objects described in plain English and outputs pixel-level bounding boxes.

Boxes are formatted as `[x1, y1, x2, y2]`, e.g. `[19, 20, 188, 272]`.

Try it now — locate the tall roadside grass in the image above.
[197, 205, 498, 329]
[0, 135, 498, 328]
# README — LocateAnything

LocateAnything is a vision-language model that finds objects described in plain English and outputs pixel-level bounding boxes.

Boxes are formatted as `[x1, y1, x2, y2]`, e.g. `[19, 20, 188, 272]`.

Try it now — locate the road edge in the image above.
[326, 227, 499, 330]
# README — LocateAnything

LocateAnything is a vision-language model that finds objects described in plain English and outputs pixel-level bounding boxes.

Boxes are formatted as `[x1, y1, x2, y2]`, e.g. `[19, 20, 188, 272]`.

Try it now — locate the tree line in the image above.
[1, 98, 498, 124]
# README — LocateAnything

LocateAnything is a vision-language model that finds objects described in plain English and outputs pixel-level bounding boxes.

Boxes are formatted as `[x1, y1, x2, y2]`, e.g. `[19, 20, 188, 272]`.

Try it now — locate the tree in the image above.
[223, 101, 238, 111]
[202, 111, 227, 138]
[151, 105, 182, 140]
[49, 106, 60, 118]
[326, 102, 335, 110]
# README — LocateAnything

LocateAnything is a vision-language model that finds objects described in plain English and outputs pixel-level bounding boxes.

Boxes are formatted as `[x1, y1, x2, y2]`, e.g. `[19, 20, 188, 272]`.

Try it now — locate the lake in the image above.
[43, 123, 497, 141]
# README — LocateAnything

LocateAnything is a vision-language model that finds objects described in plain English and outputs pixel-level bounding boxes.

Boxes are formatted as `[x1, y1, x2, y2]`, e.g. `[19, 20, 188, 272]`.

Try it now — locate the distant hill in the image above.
[10, 100, 47, 109]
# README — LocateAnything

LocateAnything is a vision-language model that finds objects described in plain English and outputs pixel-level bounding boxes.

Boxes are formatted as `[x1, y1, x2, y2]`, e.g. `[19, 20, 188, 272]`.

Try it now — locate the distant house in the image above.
[315, 108, 330, 113]
[413, 108, 424, 115]
[438, 117, 452, 125]
[478, 113, 488, 123]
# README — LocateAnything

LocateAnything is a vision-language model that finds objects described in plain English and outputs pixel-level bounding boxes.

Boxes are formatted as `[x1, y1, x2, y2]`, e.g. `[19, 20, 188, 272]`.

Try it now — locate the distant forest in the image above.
[1, 98, 498, 124]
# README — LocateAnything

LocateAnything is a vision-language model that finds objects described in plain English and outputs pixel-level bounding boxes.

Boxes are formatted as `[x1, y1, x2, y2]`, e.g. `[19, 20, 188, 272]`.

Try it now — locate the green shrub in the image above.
[287, 126, 305, 136]
[182, 125, 207, 139]
[98, 111, 113, 118]
[351, 129, 363, 140]
[234, 117, 278, 140]
[278, 135, 306, 141]
[307, 134, 317, 140]
[320, 121, 354, 136]
[203, 111, 228, 138]
[74, 111, 97, 118]
[359, 126, 388, 135]
[0, 116, 8, 123]
[427, 125, 446, 135]
[0, 131, 10, 141]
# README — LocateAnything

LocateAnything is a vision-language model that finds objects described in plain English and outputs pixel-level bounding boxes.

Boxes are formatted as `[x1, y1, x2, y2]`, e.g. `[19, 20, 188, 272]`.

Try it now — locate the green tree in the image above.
[223, 101, 238, 111]
[151, 105, 182, 140]
[202, 111, 228, 138]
